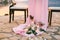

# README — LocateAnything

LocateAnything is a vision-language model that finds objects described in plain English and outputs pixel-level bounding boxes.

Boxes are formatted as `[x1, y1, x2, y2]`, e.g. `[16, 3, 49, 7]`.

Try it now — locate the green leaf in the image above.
[40, 28, 46, 32]
[26, 31, 32, 34]
[32, 30, 37, 35]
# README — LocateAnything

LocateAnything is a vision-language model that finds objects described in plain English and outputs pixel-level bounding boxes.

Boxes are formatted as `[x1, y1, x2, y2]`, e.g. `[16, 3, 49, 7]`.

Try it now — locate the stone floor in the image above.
[0, 16, 60, 40]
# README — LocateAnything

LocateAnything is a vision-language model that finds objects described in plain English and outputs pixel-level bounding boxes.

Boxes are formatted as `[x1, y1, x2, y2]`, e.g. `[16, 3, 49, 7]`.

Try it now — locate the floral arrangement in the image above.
[26, 22, 46, 35]
[25, 15, 46, 35]
[26, 24, 37, 35]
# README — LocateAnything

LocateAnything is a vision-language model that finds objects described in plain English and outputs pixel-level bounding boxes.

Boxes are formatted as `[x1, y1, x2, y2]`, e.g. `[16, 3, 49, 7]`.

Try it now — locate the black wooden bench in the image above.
[48, 7, 60, 26]
[9, 3, 28, 23]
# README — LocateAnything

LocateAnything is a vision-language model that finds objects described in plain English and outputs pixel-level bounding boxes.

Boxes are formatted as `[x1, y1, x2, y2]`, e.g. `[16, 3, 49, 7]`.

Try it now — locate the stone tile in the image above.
[47, 28, 57, 32]
[40, 33, 52, 40]
[15, 20, 24, 24]
[34, 37, 43, 40]
[10, 32, 17, 36]
[47, 32, 55, 35]
[9, 36, 20, 40]
[1, 38, 9, 40]
[1, 28, 12, 33]
[46, 27, 58, 32]
[0, 33, 12, 38]
[52, 35, 60, 40]
[0, 23, 18, 33]
[8, 33, 23, 40]
[57, 32, 60, 35]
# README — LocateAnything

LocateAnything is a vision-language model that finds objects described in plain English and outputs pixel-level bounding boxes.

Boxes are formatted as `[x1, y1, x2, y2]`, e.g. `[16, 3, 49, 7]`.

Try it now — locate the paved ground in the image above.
[0, 6, 60, 40]
[0, 16, 60, 40]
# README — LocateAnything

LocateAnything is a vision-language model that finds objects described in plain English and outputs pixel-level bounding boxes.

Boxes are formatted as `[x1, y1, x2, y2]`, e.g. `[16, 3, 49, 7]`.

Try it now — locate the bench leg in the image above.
[49, 11, 52, 26]
[27, 8, 28, 17]
[9, 9, 11, 23]
[48, 11, 51, 26]
[12, 10, 14, 21]
[24, 10, 26, 23]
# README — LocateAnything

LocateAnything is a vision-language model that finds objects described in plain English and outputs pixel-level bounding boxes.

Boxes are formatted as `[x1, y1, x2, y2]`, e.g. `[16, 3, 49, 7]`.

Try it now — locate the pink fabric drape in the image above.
[26, 0, 48, 30]
[13, 0, 48, 37]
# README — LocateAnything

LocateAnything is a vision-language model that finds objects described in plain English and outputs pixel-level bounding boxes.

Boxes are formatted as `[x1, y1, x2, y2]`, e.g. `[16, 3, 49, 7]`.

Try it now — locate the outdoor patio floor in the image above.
[0, 6, 60, 40]
[0, 16, 60, 40]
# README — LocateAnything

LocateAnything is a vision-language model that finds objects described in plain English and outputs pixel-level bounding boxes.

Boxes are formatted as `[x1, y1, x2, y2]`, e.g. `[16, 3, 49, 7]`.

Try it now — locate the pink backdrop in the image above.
[26, 0, 48, 30]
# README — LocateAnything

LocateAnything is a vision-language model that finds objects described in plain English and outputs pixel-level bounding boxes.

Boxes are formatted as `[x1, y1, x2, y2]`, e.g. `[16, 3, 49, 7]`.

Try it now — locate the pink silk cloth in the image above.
[26, 0, 48, 30]
[13, 0, 48, 37]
